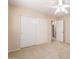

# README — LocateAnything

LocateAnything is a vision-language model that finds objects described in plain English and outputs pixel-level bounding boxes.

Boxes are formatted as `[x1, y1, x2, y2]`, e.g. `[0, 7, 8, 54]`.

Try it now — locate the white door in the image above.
[20, 16, 48, 48]
[56, 20, 64, 42]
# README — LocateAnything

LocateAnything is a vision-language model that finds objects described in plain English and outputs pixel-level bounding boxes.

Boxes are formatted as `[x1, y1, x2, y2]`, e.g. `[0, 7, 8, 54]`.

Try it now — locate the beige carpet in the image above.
[9, 41, 70, 59]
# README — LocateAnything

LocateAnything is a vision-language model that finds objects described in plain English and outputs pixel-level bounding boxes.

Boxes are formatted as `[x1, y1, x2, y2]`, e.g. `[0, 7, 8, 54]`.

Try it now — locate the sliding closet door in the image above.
[20, 16, 48, 48]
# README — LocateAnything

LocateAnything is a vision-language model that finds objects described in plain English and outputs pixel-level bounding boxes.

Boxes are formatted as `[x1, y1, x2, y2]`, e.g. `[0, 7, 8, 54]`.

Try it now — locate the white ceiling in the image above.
[9, 0, 70, 16]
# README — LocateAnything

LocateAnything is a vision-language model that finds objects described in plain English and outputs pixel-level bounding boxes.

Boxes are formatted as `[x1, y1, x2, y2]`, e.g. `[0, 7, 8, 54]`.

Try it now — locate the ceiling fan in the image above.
[50, 0, 70, 14]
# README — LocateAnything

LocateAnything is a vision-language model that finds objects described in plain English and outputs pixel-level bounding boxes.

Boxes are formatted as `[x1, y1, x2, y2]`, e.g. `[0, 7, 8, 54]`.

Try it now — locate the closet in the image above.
[20, 16, 49, 48]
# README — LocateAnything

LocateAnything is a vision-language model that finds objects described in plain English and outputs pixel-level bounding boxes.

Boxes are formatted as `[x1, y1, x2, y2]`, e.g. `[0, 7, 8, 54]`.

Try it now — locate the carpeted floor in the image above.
[9, 41, 70, 59]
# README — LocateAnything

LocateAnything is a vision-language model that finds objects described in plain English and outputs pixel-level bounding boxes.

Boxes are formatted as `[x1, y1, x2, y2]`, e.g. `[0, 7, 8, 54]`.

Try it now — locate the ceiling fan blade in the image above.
[48, 0, 57, 4]
[49, 6, 57, 8]
[61, 7, 68, 14]
[59, 0, 63, 5]
[63, 5, 70, 8]
[55, 7, 60, 14]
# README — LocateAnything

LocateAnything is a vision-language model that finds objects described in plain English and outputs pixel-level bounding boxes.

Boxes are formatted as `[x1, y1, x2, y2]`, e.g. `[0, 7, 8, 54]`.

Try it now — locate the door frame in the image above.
[52, 20, 65, 43]
[56, 20, 65, 42]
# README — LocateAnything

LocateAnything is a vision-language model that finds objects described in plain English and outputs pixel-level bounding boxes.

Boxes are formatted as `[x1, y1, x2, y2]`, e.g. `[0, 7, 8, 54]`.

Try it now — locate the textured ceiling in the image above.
[9, 0, 70, 16]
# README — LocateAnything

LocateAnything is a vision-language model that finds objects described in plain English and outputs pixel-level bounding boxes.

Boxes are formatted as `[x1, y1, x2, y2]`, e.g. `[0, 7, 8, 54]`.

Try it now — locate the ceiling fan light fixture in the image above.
[49, 0, 70, 15]
[61, 7, 68, 14]
[55, 7, 61, 14]
[63, 5, 70, 8]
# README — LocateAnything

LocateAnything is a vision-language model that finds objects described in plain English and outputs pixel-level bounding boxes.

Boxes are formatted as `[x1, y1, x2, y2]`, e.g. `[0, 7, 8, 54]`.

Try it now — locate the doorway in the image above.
[52, 20, 64, 42]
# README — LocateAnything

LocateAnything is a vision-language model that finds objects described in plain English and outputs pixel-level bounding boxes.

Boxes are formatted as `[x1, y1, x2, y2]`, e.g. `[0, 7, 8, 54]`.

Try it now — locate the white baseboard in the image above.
[8, 48, 21, 53]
